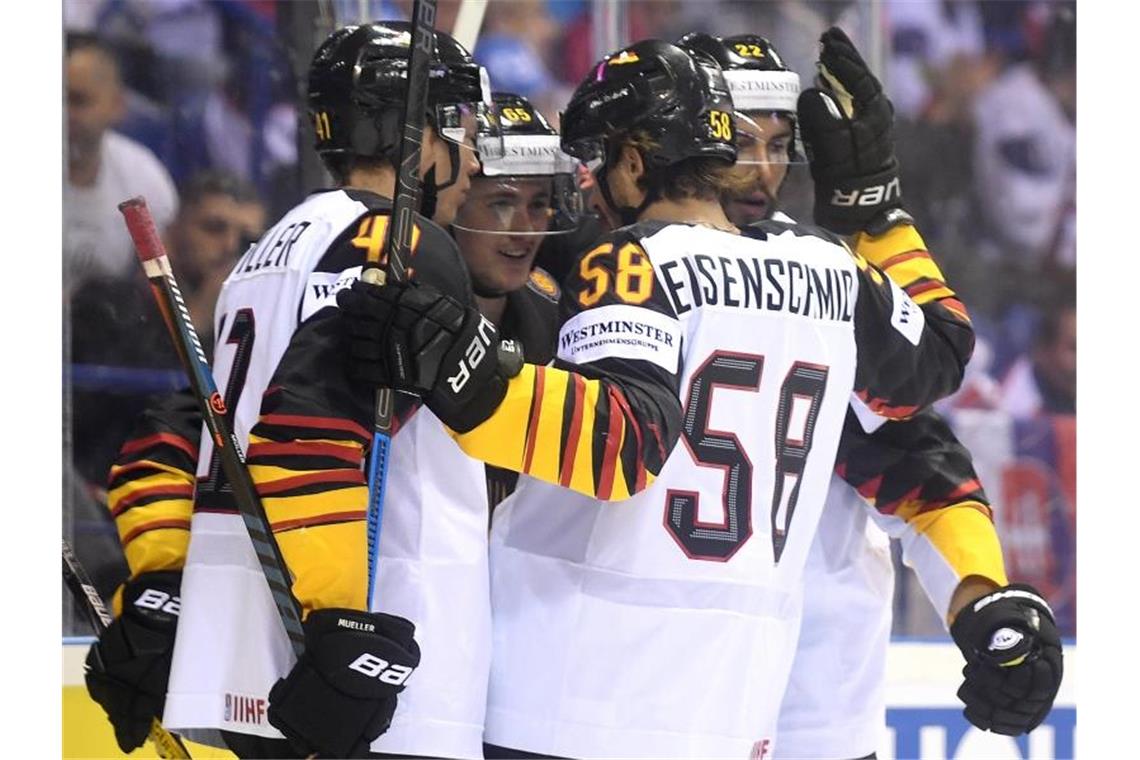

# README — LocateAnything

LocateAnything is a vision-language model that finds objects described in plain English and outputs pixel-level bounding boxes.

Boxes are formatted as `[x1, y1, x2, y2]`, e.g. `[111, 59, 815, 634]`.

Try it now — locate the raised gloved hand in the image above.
[267, 609, 421, 758]
[950, 583, 1064, 735]
[84, 571, 182, 753]
[337, 278, 523, 432]
[796, 26, 909, 235]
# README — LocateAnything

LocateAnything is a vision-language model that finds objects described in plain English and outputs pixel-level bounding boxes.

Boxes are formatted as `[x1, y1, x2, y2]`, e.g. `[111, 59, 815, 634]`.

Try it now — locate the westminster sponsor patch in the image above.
[301, 266, 362, 321]
[558, 304, 681, 372]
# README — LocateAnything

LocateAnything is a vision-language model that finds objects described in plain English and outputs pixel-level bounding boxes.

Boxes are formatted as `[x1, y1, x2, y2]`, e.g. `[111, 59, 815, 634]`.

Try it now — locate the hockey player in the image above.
[84, 21, 496, 759]
[337, 39, 980, 757]
[85, 86, 582, 759]
[450, 91, 581, 505]
[678, 29, 1063, 755]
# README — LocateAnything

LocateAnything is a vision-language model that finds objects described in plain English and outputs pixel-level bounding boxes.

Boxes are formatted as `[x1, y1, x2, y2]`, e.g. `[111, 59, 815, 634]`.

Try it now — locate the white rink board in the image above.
[880, 640, 1075, 760]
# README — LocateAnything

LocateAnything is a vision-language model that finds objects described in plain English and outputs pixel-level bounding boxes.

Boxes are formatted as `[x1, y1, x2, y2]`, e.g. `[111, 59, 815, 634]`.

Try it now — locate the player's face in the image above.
[722, 111, 794, 226]
[172, 194, 259, 278]
[452, 177, 553, 295]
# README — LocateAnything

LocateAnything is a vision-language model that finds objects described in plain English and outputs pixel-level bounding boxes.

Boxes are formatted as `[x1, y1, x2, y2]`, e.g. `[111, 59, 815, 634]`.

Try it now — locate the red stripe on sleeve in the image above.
[608, 385, 647, 492]
[271, 510, 368, 533]
[854, 390, 919, 420]
[596, 386, 625, 500]
[879, 250, 928, 270]
[938, 297, 971, 323]
[254, 469, 365, 497]
[111, 484, 195, 516]
[122, 518, 192, 545]
[904, 280, 948, 298]
[119, 432, 197, 461]
[522, 366, 546, 473]
[247, 440, 361, 465]
[559, 374, 587, 488]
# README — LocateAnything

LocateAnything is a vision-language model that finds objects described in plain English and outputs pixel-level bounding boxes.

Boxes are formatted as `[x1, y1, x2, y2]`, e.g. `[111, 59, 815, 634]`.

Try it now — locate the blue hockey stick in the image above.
[363, 0, 439, 606]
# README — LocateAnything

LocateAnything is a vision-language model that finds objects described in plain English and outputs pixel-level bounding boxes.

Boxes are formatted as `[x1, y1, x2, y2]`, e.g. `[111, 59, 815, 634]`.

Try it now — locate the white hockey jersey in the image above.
[471, 217, 973, 759]
[161, 188, 492, 759]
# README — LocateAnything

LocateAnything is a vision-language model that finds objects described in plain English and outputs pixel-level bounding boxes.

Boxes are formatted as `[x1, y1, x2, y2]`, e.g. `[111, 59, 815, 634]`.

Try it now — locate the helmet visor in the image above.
[732, 111, 805, 166]
[452, 174, 584, 237]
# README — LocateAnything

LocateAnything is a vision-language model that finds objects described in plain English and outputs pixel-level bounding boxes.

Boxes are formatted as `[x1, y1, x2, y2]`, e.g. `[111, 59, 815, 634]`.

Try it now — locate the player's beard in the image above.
[723, 172, 782, 227]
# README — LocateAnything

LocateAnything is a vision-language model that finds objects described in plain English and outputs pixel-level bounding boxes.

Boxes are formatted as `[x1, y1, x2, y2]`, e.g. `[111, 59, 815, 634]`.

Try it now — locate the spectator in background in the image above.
[971, 3, 1075, 276]
[164, 171, 266, 346]
[999, 301, 1076, 420]
[69, 169, 265, 488]
[475, 0, 563, 119]
[65, 33, 178, 291]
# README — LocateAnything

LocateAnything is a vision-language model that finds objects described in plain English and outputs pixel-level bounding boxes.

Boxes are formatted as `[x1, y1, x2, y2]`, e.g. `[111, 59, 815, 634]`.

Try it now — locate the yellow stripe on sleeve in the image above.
[567, 379, 601, 495]
[906, 501, 1009, 587]
[529, 368, 572, 483]
[277, 521, 367, 615]
[851, 224, 929, 267]
[451, 364, 537, 472]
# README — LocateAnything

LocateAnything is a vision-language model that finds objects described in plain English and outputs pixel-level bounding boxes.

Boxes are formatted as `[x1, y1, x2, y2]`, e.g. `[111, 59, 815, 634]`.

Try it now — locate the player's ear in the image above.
[619, 144, 645, 183]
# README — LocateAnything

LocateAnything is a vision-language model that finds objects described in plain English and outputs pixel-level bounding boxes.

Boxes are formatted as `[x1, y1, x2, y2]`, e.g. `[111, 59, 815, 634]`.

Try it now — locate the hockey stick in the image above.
[118, 198, 306, 659]
[62, 539, 193, 760]
[360, 0, 438, 606]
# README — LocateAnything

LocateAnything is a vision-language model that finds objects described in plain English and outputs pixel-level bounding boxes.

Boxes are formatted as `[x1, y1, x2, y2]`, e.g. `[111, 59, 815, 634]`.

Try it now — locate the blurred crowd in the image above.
[62, 0, 1077, 635]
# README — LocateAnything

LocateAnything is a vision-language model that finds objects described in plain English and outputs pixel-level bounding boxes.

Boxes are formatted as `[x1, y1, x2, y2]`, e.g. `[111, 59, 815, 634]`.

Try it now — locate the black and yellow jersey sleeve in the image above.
[848, 223, 974, 418]
[837, 407, 1008, 618]
[106, 387, 200, 585]
[233, 210, 468, 616]
[453, 225, 683, 501]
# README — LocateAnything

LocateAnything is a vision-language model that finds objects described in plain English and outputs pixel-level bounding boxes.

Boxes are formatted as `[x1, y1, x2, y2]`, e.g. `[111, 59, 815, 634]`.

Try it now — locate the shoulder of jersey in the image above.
[525, 266, 561, 304]
[312, 191, 459, 276]
[745, 217, 847, 248]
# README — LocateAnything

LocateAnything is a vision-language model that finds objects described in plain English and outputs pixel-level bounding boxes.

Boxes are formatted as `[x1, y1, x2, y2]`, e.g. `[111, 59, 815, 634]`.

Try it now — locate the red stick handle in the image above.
[119, 196, 166, 261]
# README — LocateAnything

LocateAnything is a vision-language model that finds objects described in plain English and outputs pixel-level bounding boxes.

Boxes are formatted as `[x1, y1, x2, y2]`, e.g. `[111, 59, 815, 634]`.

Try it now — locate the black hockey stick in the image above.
[62, 539, 193, 759]
[361, 0, 438, 605]
[118, 198, 306, 659]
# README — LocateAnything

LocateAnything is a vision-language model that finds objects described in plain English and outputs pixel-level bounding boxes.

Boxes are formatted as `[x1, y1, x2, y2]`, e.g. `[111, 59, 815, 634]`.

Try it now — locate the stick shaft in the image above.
[62, 540, 194, 759]
[364, 0, 438, 606]
[119, 197, 306, 658]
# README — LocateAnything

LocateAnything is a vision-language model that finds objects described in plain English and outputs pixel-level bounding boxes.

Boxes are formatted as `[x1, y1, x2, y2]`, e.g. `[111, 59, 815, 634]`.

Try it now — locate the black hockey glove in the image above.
[84, 571, 182, 753]
[267, 608, 421, 758]
[797, 26, 909, 236]
[950, 583, 1064, 735]
[338, 278, 524, 433]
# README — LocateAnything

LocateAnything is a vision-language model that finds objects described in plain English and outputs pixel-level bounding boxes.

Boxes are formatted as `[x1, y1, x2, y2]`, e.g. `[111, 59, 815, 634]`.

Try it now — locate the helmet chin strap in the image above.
[419, 137, 463, 222]
[595, 157, 654, 228]
[420, 165, 439, 220]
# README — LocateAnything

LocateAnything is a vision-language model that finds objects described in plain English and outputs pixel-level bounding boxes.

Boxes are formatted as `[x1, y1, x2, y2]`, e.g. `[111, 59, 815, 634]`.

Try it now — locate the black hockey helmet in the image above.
[307, 20, 497, 207]
[676, 32, 803, 166]
[560, 39, 737, 170]
[455, 92, 582, 239]
[478, 92, 577, 176]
